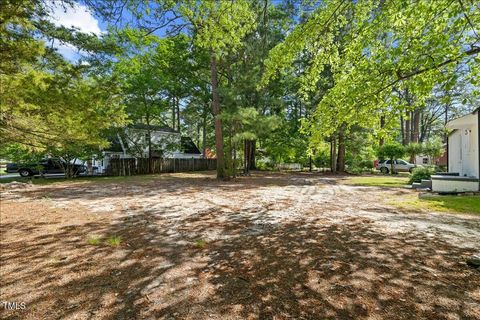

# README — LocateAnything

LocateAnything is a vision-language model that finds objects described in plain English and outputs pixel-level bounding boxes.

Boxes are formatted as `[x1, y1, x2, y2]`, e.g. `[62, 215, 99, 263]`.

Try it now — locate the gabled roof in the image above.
[446, 108, 478, 129]
[180, 137, 201, 154]
[106, 136, 124, 152]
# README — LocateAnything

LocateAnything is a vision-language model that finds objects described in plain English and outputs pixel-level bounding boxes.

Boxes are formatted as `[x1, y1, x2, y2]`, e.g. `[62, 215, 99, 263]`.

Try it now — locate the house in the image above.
[92, 124, 202, 174]
[431, 108, 479, 192]
[414, 143, 447, 166]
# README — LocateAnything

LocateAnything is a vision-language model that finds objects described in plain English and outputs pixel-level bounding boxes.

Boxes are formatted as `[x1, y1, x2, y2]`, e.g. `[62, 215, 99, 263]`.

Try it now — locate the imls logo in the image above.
[2, 301, 26, 310]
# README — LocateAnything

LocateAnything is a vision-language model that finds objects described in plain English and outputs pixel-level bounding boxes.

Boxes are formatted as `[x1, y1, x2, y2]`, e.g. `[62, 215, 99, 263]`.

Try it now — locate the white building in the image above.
[92, 124, 202, 174]
[431, 108, 479, 192]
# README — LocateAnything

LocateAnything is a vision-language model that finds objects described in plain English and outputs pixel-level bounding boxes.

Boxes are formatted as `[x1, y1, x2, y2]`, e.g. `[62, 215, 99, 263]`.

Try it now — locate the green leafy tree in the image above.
[263, 0, 479, 167]
[378, 143, 405, 174]
[0, 1, 127, 177]
[404, 143, 423, 164]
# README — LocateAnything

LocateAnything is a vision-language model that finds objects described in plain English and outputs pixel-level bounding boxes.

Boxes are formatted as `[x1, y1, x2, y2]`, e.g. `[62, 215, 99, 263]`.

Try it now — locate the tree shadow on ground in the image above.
[1, 171, 343, 204]
[1, 198, 479, 320]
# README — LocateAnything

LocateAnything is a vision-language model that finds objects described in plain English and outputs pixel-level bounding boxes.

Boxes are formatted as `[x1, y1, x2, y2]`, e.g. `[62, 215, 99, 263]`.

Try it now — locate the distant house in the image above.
[92, 124, 202, 174]
[414, 143, 447, 166]
[431, 108, 479, 192]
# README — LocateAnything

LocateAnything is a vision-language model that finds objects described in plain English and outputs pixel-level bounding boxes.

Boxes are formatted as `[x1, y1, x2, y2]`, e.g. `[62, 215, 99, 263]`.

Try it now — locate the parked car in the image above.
[376, 159, 418, 174]
[6, 159, 86, 177]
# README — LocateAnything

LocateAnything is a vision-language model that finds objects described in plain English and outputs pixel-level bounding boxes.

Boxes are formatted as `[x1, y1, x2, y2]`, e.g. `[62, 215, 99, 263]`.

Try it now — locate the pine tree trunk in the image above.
[210, 54, 226, 179]
[244, 139, 249, 174]
[412, 109, 420, 143]
[196, 122, 200, 147]
[232, 141, 237, 178]
[336, 125, 346, 172]
[246, 139, 256, 170]
[146, 113, 152, 174]
[405, 111, 411, 145]
[410, 111, 415, 142]
[330, 134, 337, 173]
[176, 97, 180, 132]
[202, 106, 207, 158]
[171, 96, 176, 131]
[400, 115, 405, 145]
[380, 115, 385, 146]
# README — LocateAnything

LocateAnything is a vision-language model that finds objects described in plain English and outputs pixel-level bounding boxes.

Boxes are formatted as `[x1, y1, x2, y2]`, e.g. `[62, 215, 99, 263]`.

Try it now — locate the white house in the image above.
[92, 124, 202, 174]
[431, 108, 479, 192]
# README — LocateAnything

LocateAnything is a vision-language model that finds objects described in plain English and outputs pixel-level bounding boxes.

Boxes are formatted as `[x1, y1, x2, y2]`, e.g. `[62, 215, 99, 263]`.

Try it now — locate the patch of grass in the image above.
[194, 239, 207, 249]
[389, 194, 480, 215]
[87, 235, 102, 246]
[105, 235, 122, 247]
[344, 175, 409, 188]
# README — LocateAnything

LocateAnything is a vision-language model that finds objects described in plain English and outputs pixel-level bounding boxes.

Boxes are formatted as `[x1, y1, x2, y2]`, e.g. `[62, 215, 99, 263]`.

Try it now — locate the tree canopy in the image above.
[1, 0, 478, 178]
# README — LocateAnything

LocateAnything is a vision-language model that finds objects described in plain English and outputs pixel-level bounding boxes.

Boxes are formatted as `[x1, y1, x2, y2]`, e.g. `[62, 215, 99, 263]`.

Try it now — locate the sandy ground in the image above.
[0, 171, 479, 320]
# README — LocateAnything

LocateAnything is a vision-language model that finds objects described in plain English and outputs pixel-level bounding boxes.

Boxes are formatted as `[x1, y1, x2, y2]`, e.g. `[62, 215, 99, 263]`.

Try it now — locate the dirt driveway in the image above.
[1, 172, 479, 319]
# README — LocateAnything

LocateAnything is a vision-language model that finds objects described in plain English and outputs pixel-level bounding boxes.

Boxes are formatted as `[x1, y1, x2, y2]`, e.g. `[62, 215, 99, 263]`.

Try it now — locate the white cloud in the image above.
[46, 2, 104, 61]
[49, 2, 102, 35]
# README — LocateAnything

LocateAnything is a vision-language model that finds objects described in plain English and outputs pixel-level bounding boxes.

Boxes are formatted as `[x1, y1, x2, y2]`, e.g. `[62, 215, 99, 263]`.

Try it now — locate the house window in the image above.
[422, 158, 428, 164]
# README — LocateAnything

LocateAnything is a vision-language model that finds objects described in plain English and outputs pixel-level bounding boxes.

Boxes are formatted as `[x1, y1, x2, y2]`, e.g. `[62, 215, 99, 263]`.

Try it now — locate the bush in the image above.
[347, 159, 375, 174]
[437, 165, 447, 172]
[409, 167, 435, 184]
[256, 158, 276, 170]
[359, 159, 374, 169]
[347, 166, 365, 174]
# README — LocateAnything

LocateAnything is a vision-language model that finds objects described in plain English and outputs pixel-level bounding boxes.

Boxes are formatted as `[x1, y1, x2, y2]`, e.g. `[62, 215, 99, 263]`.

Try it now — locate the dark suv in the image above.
[6, 159, 86, 177]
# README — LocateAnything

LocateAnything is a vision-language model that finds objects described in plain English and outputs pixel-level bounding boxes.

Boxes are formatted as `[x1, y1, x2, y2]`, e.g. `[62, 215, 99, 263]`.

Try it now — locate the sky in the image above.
[46, 1, 175, 61]
[47, 2, 106, 61]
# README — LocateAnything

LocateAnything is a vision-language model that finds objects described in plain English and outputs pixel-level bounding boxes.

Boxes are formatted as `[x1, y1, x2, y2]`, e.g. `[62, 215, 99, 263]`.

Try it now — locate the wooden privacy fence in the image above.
[106, 158, 217, 176]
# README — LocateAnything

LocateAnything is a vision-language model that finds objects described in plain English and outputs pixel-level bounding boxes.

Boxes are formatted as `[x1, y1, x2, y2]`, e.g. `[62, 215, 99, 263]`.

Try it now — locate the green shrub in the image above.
[347, 166, 364, 174]
[437, 165, 447, 172]
[409, 167, 435, 184]
[346, 159, 375, 174]
[313, 152, 330, 169]
[359, 159, 374, 169]
[256, 158, 276, 170]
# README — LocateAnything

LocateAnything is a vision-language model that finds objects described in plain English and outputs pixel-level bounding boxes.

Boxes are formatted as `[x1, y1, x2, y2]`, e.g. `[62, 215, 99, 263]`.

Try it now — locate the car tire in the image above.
[380, 167, 389, 174]
[19, 169, 32, 177]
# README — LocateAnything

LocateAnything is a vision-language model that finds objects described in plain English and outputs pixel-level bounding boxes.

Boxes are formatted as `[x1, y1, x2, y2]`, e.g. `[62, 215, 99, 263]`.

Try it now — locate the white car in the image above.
[376, 159, 418, 174]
